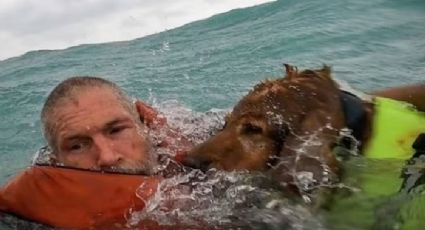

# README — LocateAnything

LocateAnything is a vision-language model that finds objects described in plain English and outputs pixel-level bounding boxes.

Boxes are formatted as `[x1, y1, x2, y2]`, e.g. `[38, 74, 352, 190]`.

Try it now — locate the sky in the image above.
[0, 0, 274, 61]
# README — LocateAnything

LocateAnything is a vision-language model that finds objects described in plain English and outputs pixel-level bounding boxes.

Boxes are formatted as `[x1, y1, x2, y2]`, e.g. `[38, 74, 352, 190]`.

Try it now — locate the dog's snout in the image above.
[182, 154, 212, 172]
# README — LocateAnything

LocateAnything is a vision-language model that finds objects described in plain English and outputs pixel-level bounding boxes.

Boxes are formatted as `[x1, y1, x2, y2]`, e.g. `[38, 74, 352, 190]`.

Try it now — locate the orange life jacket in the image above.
[0, 166, 163, 229]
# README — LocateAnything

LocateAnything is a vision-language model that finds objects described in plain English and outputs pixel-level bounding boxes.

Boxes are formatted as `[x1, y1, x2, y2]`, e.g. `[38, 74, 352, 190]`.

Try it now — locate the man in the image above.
[39, 76, 191, 173]
[0, 76, 194, 229]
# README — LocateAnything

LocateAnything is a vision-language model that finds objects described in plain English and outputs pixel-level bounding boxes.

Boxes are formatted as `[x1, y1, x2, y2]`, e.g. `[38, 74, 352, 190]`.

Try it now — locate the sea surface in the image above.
[0, 0, 424, 229]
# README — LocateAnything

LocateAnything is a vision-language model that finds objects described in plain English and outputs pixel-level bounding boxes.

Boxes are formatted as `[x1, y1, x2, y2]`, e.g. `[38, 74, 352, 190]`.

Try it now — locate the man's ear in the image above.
[135, 100, 150, 124]
[134, 100, 166, 128]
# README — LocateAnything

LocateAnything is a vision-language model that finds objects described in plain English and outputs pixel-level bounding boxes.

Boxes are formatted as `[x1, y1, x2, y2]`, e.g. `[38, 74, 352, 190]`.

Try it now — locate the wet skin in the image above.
[51, 87, 154, 172]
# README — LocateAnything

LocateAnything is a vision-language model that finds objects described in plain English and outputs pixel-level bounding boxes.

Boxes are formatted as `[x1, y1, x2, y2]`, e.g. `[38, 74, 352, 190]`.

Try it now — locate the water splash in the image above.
[154, 99, 228, 145]
[32, 146, 54, 165]
[128, 168, 325, 229]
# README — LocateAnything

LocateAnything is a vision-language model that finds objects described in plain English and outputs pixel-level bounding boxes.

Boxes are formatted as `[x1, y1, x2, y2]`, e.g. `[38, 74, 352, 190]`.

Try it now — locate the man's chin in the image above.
[95, 161, 157, 175]
[51, 161, 157, 176]
[33, 147, 158, 175]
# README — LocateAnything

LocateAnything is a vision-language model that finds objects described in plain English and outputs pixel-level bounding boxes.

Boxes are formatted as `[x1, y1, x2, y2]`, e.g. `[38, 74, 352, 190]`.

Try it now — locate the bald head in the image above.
[41, 76, 138, 151]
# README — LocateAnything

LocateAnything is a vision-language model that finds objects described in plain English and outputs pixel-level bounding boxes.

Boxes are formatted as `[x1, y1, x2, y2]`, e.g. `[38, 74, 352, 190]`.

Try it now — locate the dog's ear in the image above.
[271, 110, 341, 194]
[283, 63, 298, 80]
[318, 65, 332, 79]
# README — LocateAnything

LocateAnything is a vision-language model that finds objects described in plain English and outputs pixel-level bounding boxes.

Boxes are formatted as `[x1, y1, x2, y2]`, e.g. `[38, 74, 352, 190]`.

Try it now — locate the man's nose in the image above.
[94, 136, 122, 167]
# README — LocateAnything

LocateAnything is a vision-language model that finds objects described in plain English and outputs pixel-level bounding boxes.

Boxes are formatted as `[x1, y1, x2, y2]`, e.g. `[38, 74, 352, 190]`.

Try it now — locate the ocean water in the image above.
[0, 0, 424, 229]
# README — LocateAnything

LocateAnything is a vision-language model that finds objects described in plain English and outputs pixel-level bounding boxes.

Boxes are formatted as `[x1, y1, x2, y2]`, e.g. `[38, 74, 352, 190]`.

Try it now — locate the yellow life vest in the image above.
[363, 97, 425, 159]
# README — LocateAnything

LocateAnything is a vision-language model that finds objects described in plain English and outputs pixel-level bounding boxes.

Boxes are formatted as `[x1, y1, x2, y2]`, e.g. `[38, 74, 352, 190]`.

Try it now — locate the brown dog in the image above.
[183, 64, 425, 195]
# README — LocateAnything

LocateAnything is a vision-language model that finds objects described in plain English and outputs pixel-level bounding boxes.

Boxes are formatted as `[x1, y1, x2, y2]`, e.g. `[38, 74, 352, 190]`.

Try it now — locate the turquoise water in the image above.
[0, 0, 424, 228]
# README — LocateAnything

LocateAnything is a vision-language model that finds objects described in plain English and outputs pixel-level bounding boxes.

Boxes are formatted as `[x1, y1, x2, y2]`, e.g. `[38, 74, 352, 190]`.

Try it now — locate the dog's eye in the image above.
[241, 123, 263, 135]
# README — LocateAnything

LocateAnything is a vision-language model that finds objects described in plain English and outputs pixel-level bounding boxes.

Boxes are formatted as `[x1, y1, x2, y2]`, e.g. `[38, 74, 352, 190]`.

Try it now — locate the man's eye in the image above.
[109, 126, 126, 135]
[70, 143, 84, 151]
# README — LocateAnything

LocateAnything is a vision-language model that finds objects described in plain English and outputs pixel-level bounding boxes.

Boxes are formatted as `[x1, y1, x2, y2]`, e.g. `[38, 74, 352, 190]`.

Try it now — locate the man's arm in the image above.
[371, 84, 425, 112]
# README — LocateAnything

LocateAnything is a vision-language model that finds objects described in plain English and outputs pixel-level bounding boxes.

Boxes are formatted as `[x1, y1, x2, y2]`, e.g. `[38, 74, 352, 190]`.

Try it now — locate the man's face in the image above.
[51, 87, 154, 173]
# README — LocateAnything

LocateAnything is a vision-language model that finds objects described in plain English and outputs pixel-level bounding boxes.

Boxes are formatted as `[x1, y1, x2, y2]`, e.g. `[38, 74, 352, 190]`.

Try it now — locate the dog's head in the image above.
[184, 65, 345, 191]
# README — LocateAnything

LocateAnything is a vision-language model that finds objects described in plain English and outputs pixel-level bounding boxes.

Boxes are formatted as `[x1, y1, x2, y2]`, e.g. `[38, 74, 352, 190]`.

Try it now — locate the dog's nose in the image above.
[182, 154, 212, 172]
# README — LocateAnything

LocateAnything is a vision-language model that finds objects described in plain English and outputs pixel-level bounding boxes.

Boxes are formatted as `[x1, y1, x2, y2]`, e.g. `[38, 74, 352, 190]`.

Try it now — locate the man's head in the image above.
[41, 76, 155, 174]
